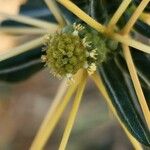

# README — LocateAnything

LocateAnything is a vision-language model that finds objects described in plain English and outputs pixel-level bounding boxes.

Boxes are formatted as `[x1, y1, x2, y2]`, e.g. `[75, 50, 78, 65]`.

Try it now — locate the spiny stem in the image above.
[112, 34, 150, 54]
[0, 12, 59, 30]
[121, 0, 150, 34]
[140, 12, 150, 25]
[30, 85, 77, 150]
[122, 45, 150, 129]
[59, 72, 87, 150]
[57, 0, 150, 54]
[30, 69, 85, 150]
[91, 72, 143, 150]
[46, 79, 68, 118]
[0, 27, 52, 35]
[57, 0, 106, 33]
[108, 0, 131, 27]
[0, 36, 44, 62]
[45, 0, 66, 26]
[29, 79, 67, 150]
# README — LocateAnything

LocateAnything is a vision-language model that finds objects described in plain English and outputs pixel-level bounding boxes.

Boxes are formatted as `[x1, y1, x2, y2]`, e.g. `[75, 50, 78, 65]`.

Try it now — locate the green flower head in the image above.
[42, 32, 87, 78]
[42, 23, 118, 79]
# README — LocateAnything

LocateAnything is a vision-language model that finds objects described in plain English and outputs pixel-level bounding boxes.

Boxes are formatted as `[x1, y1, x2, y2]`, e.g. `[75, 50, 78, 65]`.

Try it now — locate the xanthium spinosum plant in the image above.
[0, 0, 150, 150]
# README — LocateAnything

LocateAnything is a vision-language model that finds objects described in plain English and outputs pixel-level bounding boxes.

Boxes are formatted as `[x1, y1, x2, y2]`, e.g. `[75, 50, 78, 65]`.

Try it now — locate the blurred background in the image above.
[0, 0, 132, 149]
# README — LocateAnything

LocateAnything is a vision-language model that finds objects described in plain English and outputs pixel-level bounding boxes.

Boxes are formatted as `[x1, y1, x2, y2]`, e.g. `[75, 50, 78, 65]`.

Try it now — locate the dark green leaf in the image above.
[131, 48, 150, 82]
[99, 57, 150, 146]
[115, 52, 150, 108]
[89, 0, 108, 24]
[0, 47, 44, 82]
[104, 0, 122, 15]
[142, 86, 150, 109]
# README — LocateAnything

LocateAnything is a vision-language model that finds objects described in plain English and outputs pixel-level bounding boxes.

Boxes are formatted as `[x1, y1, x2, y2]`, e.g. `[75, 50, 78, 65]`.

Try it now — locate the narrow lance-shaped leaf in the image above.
[89, 0, 108, 24]
[131, 49, 150, 108]
[0, 47, 44, 82]
[102, 0, 122, 16]
[99, 57, 150, 146]
[115, 53, 150, 109]
[131, 48, 150, 82]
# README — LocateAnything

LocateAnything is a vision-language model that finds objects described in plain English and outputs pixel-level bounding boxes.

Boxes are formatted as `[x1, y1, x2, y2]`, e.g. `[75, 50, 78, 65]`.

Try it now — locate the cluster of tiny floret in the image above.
[42, 33, 87, 79]
[42, 23, 99, 79]
[42, 23, 118, 80]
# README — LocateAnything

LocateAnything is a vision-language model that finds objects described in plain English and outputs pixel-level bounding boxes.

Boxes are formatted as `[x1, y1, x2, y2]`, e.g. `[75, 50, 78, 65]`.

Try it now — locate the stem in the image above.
[58, 72, 87, 150]
[140, 12, 150, 25]
[122, 45, 150, 129]
[0, 12, 59, 30]
[30, 69, 85, 150]
[29, 79, 67, 150]
[0, 36, 44, 61]
[45, 0, 66, 26]
[46, 79, 68, 119]
[30, 85, 77, 150]
[91, 73, 143, 150]
[122, 0, 150, 34]
[57, 0, 106, 33]
[108, 0, 131, 27]
[112, 34, 150, 54]
[0, 27, 52, 35]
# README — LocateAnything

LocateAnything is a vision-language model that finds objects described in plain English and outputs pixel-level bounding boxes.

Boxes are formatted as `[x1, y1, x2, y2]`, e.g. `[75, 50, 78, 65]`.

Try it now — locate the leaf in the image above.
[99, 56, 150, 146]
[89, 0, 108, 24]
[133, 20, 150, 38]
[103, 0, 122, 15]
[115, 52, 150, 109]
[0, 47, 44, 82]
[131, 48, 150, 82]
[142, 86, 150, 108]
[131, 49, 150, 108]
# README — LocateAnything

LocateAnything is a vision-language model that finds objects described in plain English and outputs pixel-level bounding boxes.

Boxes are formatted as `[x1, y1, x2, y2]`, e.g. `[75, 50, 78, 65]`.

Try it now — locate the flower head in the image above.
[42, 24, 118, 79]
[42, 33, 87, 78]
